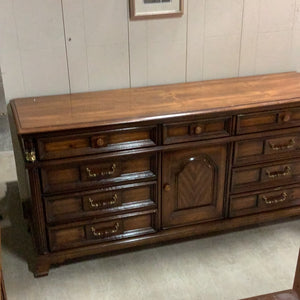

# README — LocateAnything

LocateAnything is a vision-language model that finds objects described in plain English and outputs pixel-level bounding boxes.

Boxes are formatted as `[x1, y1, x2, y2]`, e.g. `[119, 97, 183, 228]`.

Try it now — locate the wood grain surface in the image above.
[11, 72, 300, 134]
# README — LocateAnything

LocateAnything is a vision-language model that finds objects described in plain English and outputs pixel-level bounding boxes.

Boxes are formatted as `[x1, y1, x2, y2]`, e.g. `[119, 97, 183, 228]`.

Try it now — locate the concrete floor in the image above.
[0, 67, 6, 114]
[0, 66, 13, 152]
[0, 116, 12, 151]
[0, 153, 299, 300]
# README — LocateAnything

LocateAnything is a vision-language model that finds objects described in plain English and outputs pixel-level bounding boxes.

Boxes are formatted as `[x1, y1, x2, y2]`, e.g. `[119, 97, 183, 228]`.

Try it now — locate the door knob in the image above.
[164, 184, 171, 192]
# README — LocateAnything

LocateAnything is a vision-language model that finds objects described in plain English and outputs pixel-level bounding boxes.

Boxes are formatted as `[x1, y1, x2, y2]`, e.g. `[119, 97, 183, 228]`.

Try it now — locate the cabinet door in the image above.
[162, 144, 228, 228]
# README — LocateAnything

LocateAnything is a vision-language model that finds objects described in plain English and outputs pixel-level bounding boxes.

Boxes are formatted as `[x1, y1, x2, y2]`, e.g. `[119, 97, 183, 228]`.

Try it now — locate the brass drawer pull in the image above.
[96, 137, 105, 147]
[269, 138, 296, 151]
[262, 192, 288, 204]
[86, 163, 117, 178]
[282, 112, 291, 122]
[194, 126, 203, 135]
[91, 222, 120, 238]
[25, 150, 36, 163]
[89, 194, 118, 208]
[266, 166, 291, 179]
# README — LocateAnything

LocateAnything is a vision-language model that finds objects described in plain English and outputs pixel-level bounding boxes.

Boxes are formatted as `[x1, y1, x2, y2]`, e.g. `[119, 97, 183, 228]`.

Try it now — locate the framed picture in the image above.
[129, 0, 184, 20]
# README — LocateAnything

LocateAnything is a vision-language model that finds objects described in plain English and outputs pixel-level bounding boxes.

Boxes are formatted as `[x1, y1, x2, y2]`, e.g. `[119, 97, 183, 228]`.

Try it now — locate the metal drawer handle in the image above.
[282, 112, 291, 122]
[269, 138, 295, 151]
[89, 194, 118, 208]
[86, 163, 116, 178]
[96, 137, 106, 147]
[262, 192, 288, 205]
[91, 222, 120, 238]
[266, 166, 291, 179]
[194, 126, 203, 135]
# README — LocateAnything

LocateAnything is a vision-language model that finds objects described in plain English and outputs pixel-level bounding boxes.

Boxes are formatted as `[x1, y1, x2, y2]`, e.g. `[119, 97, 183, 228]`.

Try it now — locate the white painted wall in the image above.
[0, 0, 70, 102]
[0, 0, 300, 103]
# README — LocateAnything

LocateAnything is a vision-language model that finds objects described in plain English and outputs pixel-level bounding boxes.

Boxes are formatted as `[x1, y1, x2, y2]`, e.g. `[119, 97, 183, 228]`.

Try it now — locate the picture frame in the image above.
[129, 0, 184, 20]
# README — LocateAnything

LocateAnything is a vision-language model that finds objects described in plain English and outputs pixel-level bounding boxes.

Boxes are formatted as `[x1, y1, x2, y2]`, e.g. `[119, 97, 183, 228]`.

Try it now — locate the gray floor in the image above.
[0, 67, 12, 152]
[0, 67, 6, 114]
[0, 115, 12, 151]
[0, 153, 299, 300]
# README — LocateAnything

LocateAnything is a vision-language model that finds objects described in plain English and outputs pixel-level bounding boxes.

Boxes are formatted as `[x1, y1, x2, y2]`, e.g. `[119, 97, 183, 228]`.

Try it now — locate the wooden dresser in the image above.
[10, 72, 300, 277]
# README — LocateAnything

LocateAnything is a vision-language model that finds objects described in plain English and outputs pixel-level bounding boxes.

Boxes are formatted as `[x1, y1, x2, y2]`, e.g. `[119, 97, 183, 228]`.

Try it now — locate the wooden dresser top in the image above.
[11, 72, 300, 134]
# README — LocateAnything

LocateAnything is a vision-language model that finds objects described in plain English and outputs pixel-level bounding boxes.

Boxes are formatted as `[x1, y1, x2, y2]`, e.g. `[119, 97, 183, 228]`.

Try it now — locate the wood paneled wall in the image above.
[0, 0, 300, 103]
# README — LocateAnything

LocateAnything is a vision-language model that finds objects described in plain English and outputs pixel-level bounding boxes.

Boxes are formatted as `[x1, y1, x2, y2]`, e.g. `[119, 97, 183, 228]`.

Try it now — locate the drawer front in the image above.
[44, 182, 157, 223]
[37, 126, 157, 160]
[234, 133, 300, 166]
[48, 212, 156, 251]
[230, 186, 300, 217]
[231, 160, 300, 193]
[41, 153, 158, 193]
[163, 117, 231, 144]
[237, 107, 300, 134]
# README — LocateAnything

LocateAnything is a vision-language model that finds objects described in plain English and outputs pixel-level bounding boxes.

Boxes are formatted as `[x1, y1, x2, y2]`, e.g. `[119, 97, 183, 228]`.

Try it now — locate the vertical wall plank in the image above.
[202, 0, 244, 80]
[0, 0, 26, 102]
[296, 0, 300, 31]
[293, 0, 300, 71]
[256, 0, 295, 74]
[129, 1, 188, 87]
[292, 31, 300, 72]
[240, 0, 296, 76]
[239, 0, 260, 76]
[63, 0, 130, 93]
[0, 0, 69, 102]
[186, 0, 205, 82]
[61, 0, 89, 93]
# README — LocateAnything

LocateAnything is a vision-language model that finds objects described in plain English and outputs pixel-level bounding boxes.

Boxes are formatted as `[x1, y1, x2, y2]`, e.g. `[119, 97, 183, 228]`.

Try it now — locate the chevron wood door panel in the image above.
[162, 144, 228, 228]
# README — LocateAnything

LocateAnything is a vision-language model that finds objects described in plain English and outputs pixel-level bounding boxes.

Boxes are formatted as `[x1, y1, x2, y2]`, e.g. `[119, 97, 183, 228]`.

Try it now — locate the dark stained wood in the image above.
[1, 272, 6, 300]
[231, 159, 300, 194]
[44, 182, 157, 223]
[230, 185, 300, 217]
[27, 168, 49, 254]
[162, 144, 228, 227]
[294, 252, 300, 296]
[234, 132, 300, 166]
[0, 229, 7, 300]
[10, 72, 300, 277]
[11, 72, 300, 135]
[237, 106, 300, 134]
[41, 152, 158, 193]
[242, 290, 299, 300]
[163, 116, 231, 144]
[37, 126, 158, 160]
[48, 210, 157, 251]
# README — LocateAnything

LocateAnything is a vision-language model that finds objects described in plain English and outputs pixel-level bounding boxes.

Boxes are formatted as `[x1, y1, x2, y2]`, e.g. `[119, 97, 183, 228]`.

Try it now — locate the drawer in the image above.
[163, 117, 231, 144]
[236, 107, 300, 134]
[44, 182, 157, 223]
[37, 126, 157, 160]
[48, 211, 157, 251]
[231, 160, 300, 193]
[234, 133, 300, 166]
[229, 186, 300, 217]
[41, 152, 158, 193]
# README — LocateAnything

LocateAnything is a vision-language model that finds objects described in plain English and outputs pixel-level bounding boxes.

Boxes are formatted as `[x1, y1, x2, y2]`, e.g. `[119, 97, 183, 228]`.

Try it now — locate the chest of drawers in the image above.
[9, 72, 300, 276]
